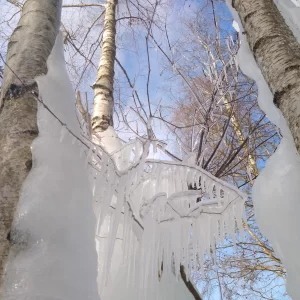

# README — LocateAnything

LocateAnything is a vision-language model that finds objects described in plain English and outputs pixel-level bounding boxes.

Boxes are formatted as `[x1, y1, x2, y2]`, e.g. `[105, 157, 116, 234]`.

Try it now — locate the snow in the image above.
[232, 20, 240, 33]
[1, 33, 100, 300]
[289, 0, 300, 8]
[274, 0, 300, 41]
[226, 1, 300, 298]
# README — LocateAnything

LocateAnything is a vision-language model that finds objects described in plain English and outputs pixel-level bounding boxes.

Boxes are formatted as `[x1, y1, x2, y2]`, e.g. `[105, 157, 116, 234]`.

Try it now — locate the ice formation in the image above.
[1, 30, 246, 299]
[1, 33, 100, 300]
[274, 0, 300, 41]
[91, 129, 246, 298]
[226, 0, 300, 298]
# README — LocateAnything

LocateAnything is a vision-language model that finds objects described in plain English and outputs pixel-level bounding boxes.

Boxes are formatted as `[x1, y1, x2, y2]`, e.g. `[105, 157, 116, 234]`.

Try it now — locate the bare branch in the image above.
[62, 3, 106, 8]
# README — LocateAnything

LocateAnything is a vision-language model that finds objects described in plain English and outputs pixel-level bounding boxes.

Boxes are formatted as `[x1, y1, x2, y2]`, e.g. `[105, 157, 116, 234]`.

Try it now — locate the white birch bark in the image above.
[223, 96, 259, 177]
[92, 0, 117, 132]
[0, 0, 61, 288]
[232, 0, 300, 152]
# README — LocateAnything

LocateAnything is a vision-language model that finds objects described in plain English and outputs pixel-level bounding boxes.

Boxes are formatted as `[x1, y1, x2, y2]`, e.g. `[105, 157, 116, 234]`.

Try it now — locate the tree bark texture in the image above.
[0, 0, 61, 287]
[232, 0, 300, 152]
[223, 96, 259, 177]
[92, 0, 117, 132]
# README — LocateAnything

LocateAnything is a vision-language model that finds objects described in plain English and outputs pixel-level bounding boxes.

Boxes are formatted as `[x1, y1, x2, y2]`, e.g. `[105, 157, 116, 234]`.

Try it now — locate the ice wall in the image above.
[226, 1, 300, 298]
[1, 33, 100, 300]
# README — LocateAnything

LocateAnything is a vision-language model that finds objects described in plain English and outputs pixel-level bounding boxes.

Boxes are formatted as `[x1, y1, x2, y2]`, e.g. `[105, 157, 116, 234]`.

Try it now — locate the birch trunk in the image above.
[92, 0, 117, 132]
[0, 0, 61, 287]
[232, 0, 300, 152]
[223, 96, 259, 177]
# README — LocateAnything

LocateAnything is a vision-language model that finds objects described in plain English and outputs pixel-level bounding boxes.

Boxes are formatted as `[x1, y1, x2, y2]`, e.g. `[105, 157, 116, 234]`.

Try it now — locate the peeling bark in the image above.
[0, 0, 61, 288]
[232, 0, 300, 152]
[92, 0, 117, 132]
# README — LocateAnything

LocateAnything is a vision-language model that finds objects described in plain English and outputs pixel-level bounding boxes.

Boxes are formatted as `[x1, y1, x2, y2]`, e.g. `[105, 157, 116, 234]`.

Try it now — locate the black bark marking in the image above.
[3, 82, 38, 101]
[244, 11, 256, 23]
[285, 65, 300, 73]
[180, 265, 202, 300]
[25, 159, 32, 171]
[273, 84, 294, 108]
[253, 35, 280, 54]
[6, 231, 11, 242]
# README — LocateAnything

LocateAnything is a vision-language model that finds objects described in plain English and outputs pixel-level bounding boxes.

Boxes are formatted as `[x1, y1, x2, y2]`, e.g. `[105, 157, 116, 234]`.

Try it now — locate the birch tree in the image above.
[86, 1, 204, 298]
[0, 0, 61, 288]
[92, 0, 117, 132]
[231, 0, 300, 152]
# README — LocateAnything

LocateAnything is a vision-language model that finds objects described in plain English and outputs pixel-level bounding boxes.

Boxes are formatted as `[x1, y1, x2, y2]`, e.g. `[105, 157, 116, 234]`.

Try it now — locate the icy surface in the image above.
[274, 0, 300, 42]
[1, 33, 100, 300]
[91, 131, 246, 298]
[226, 1, 300, 298]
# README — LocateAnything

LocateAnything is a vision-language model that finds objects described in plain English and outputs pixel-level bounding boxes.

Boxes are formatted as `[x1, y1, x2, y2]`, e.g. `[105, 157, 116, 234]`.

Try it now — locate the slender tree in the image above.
[232, 0, 300, 152]
[0, 0, 61, 288]
[88, 1, 203, 298]
[92, 0, 117, 133]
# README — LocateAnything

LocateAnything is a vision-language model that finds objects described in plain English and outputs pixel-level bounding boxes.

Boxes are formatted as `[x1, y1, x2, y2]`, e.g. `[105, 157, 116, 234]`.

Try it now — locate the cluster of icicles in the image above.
[70, 120, 247, 290]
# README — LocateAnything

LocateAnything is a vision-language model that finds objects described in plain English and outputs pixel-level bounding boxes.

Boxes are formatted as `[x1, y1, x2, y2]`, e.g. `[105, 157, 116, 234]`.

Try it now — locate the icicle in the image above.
[194, 171, 200, 191]
[226, 205, 237, 247]
[95, 163, 108, 208]
[105, 180, 125, 283]
[192, 221, 197, 270]
[84, 145, 93, 168]
[201, 174, 206, 193]
[210, 215, 219, 264]
[209, 216, 215, 255]
[219, 214, 225, 245]
[235, 200, 245, 242]
[186, 168, 194, 187]
[98, 173, 114, 232]
[125, 212, 133, 263]
[92, 183, 96, 197]
[178, 167, 184, 192]
[207, 180, 213, 200]
[205, 215, 211, 254]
